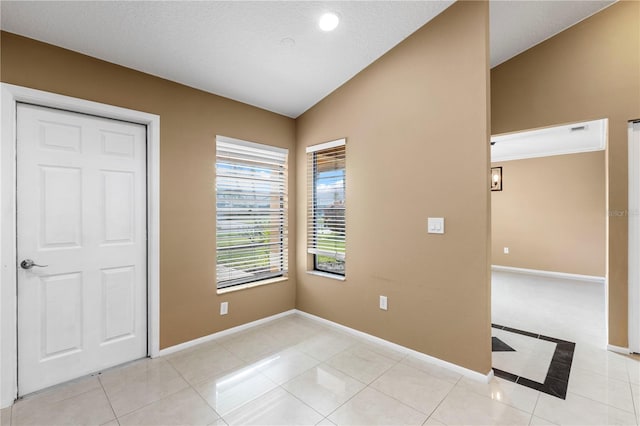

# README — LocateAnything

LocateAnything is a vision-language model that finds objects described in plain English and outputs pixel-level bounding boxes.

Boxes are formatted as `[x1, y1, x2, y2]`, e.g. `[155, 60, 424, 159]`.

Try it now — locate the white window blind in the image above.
[307, 139, 346, 275]
[216, 136, 288, 289]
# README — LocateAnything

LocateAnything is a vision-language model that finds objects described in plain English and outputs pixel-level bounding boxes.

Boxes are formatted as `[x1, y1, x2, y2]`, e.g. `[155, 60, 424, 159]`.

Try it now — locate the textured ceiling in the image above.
[490, 0, 615, 68]
[0, 1, 616, 118]
[0, 1, 454, 117]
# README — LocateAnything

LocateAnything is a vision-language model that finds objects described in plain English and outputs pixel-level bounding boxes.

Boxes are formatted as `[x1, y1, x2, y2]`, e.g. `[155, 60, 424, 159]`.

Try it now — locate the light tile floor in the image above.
[3, 271, 640, 425]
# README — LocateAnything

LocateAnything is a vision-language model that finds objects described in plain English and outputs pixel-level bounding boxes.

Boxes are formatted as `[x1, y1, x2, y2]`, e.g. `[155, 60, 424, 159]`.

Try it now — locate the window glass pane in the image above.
[311, 146, 345, 275]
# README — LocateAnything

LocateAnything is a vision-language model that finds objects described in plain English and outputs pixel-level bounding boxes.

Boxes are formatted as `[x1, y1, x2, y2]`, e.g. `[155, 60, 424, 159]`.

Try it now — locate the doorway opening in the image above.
[489, 118, 608, 398]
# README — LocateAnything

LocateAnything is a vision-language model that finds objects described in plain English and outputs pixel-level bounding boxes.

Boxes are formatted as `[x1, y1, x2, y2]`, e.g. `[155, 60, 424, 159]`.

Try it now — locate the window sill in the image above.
[217, 276, 288, 294]
[306, 270, 346, 281]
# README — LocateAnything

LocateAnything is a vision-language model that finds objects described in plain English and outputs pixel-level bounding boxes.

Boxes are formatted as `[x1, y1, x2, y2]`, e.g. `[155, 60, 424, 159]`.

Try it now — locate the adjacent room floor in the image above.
[492, 270, 606, 346]
[3, 271, 640, 425]
[492, 270, 607, 405]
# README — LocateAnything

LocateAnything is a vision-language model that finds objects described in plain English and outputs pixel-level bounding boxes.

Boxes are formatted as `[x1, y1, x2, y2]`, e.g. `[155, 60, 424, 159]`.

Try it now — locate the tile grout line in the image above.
[532, 387, 636, 425]
[321, 380, 368, 421]
[313, 344, 402, 421]
[278, 378, 329, 421]
[215, 369, 282, 422]
[627, 358, 640, 423]
[565, 388, 638, 416]
[571, 363, 632, 383]
[173, 319, 333, 425]
[266, 355, 323, 388]
[400, 356, 465, 387]
[166, 347, 244, 384]
[7, 405, 13, 426]
[325, 349, 399, 390]
[358, 356, 410, 408]
[630, 379, 640, 422]
[451, 373, 542, 418]
[419, 369, 463, 424]
[215, 324, 333, 424]
[529, 392, 542, 425]
[15, 374, 103, 408]
[329, 355, 436, 423]
[167, 357, 229, 425]
[108, 359, 195, 421]
[526, 411, 534, 426]
[566, 367, 639, 415]
[97, 375, 119, 425]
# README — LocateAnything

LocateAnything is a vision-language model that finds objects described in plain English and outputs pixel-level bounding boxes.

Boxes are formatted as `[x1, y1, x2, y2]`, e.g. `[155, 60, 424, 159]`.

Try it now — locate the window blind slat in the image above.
[306, 141, 346, 276]
[216, 136, 288, 289]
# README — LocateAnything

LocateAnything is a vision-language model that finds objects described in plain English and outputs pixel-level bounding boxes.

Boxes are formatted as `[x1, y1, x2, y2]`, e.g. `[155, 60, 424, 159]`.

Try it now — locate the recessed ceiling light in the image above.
[280, 37, 296, 47]
[319, 12, 339, 32]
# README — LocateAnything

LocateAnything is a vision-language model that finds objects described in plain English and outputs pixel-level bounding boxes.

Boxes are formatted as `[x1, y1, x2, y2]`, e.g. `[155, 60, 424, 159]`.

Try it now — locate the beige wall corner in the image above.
[492, 151, 606, 277]
[491, 1, 640, 347]
[0, 31, 298, 349]
[296, 1, 492, 374]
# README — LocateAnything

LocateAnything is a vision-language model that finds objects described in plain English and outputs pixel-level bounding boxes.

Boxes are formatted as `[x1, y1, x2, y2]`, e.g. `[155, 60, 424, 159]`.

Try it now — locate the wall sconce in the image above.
[491, 167, 502, 191]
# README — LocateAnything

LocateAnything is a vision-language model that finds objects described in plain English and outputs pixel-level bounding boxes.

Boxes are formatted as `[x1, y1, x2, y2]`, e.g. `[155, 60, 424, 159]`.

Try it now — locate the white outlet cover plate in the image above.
[428, 217, 445, 234]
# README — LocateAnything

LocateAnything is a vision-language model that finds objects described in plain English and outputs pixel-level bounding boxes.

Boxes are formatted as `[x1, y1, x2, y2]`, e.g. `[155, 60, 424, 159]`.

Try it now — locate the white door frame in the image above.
[0, 83, 161, 408]
[629, 119, 640, 353]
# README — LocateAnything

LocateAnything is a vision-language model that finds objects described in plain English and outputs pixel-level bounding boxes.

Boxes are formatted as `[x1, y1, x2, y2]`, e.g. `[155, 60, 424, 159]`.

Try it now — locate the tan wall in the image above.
[491, 1, 640, 347]
[492, 152, 606, 276]
[296, 1, 492, 374]
[0, 31, 297, 349]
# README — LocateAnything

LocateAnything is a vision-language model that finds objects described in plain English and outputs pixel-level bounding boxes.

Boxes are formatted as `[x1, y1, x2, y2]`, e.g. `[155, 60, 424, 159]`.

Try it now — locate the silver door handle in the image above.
[20, 259, 48, 269]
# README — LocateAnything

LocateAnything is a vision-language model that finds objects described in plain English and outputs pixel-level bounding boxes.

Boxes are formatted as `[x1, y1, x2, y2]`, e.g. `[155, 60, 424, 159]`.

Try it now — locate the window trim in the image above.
[305, 138, 346, 154]
[307, 138, 346, 277]
[306, 270, 346, 281]
[217, 276, 289, 295]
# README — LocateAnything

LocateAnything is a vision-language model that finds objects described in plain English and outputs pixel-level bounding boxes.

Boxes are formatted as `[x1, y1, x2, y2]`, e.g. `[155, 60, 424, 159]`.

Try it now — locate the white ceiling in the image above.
[0, 1, 615, 118]
[490, 0, 614, 68]
[491, 119, 607, 162]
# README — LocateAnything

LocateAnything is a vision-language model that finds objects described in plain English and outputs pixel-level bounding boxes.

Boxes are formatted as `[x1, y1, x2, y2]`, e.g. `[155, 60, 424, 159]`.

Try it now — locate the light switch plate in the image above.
[220, 302, 228, 315]
[428, 217, 445, 234]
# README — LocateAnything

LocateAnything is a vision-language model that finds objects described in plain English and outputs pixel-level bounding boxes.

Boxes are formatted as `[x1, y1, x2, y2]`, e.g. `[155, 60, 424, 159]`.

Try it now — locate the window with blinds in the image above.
[307, 139, 346, 276]
[216, 136, 288, 289]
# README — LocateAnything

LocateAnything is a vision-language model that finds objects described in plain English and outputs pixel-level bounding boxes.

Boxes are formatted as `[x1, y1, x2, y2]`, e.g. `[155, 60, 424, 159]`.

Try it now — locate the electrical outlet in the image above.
[504, 247, 510, 254]
[379, 295, 388, 311]
[220, 302, 228, 315]
[427, 217, 445, 234]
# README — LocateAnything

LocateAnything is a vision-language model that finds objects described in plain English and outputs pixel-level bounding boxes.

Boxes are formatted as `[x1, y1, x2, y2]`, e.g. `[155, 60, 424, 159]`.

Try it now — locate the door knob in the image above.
[20, 259, 48, 269]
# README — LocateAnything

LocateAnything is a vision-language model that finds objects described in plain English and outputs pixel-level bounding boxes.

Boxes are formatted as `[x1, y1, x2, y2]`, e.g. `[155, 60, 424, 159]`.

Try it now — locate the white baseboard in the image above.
[492, 265, 605, 284]
[607, 344, 630, 354]
[295, 310, 493, 383]
[156, 307, 492, 384]
[157, 309, 296, 357]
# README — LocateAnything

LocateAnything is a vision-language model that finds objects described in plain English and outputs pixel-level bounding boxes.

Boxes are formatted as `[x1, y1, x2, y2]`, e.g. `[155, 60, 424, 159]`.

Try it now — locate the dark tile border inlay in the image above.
[492, 337, 516, 352]
[492, 324, 575, 400]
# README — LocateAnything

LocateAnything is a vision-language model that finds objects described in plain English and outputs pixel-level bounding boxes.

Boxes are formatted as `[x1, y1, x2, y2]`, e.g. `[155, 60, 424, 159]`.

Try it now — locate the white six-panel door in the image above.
[17, 104, 147, 395]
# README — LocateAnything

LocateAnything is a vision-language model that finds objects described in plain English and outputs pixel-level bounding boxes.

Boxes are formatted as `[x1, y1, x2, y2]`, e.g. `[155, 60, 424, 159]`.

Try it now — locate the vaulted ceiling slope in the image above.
[0, 1, 615, 118]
